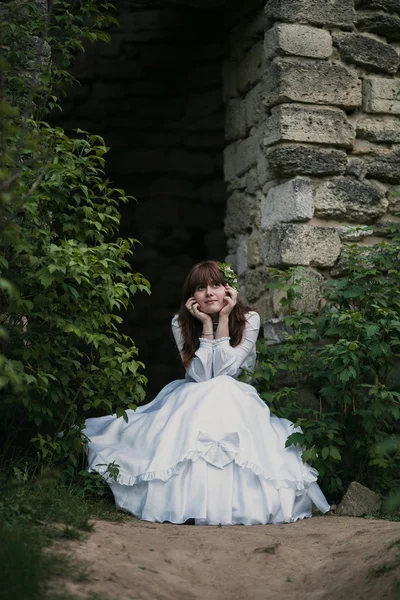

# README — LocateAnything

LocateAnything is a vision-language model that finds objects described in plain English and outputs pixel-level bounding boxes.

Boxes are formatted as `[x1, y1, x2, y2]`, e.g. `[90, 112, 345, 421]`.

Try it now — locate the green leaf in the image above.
[329, 446, 342, 461]
[321, 447, 330, 461]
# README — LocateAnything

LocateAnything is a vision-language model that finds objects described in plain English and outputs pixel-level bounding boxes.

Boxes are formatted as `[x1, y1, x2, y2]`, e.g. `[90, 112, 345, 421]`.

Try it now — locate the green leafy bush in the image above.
[250, 239, 400, 498]
[0, 0, 150, 469]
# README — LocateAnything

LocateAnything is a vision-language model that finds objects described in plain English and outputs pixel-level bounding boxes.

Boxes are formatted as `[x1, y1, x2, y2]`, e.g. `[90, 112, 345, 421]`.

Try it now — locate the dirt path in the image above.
[60, 516, 400, 600]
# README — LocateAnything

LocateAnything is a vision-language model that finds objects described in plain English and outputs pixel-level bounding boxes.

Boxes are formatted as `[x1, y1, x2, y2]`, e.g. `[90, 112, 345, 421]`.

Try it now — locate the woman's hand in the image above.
[219, 284, 237, 317]
[185, 297, 212, 326]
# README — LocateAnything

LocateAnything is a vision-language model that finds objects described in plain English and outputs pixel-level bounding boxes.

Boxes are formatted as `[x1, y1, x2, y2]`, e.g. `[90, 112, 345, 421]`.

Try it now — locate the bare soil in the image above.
[58, 515, 400, 600]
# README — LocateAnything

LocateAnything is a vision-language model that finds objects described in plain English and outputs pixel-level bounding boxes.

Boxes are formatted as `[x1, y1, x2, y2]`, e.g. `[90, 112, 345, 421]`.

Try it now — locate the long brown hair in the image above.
[177, 261, 252, 369]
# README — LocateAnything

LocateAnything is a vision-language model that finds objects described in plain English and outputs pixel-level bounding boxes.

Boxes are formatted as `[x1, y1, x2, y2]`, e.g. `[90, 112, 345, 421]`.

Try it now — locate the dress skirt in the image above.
[84, 375, 330, 525]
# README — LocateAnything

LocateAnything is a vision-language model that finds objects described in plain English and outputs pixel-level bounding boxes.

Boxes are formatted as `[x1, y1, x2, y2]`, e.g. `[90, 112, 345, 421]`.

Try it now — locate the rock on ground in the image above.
[336, 481, 382, 517]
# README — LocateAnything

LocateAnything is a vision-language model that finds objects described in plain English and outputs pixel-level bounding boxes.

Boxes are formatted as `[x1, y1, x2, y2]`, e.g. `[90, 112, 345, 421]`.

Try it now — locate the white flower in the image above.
[217, 262, 239, 292]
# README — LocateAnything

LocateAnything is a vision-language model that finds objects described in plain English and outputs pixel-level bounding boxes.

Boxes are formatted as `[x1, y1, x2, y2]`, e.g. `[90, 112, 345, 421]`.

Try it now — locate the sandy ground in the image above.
[56, 515, 400, 600]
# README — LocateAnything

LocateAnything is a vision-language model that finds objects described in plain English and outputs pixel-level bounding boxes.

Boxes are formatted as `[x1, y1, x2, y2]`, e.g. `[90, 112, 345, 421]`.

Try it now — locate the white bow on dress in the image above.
[196, 431, 240, 469]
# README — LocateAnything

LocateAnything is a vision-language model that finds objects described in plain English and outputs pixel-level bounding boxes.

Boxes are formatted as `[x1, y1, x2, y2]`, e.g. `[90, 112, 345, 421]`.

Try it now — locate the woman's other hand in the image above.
[219, 284, 237, 317]
[185, 297, 213, 325]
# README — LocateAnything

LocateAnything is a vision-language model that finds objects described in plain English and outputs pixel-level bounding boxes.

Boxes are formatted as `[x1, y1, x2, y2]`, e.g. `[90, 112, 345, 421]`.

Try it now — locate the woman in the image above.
[84, 260, 330, 525]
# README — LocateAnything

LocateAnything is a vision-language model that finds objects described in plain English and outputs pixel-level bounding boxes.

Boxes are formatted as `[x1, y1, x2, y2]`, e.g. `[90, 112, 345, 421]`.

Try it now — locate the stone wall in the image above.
[223, 0, 400, 341]
[61, 0, 227, 394]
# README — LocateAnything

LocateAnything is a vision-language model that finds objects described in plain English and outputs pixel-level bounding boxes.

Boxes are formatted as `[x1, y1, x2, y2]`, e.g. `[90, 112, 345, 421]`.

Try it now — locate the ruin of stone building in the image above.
[23, 0, 400, 394]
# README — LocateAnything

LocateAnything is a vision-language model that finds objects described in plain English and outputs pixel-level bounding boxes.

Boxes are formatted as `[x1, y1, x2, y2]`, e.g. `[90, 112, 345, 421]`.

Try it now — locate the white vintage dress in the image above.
[84, 311, 330, 525]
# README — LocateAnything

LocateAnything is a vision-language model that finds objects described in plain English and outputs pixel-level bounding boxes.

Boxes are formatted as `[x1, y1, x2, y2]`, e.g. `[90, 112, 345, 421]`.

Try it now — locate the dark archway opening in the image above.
[60, 0, 227, 396]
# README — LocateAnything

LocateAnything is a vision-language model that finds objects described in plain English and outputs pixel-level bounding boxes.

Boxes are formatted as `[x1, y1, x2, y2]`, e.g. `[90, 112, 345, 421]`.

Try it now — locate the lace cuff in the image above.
[213, 337, 231, 346]
[199, 338, 213, 346]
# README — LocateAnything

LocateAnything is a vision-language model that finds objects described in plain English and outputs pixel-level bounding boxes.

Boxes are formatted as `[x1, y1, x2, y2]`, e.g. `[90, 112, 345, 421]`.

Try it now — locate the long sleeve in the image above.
[171, 316, 213, 382]
[213, 311, 260, 378]
[171, 312, 260, 382]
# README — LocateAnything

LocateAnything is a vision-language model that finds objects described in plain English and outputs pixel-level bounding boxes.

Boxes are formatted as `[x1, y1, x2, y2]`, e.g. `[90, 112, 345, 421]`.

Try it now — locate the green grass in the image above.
[0, 471, 129, 600]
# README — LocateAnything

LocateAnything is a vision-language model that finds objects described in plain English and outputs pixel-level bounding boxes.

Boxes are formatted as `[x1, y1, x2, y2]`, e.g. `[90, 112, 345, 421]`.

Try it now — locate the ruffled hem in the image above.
[89, 451, 319, 494]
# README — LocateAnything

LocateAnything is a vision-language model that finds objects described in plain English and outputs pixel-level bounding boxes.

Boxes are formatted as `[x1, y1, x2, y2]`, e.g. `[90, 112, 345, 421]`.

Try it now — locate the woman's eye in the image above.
[197, 286, 205, 291]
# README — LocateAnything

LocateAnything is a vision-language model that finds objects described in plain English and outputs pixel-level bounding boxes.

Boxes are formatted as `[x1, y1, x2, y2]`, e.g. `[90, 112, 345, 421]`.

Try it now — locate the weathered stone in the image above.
[337, 225, 374, 240]
[257, 152, 275, 189]
[388, 186, 400, 215]
[346, 157, 368, 179]
[225, 253, 238, 273]
[26, 37, 51, 71]
[365, 149, 400, 183]
[245, 80, 268, 129]
[226, 175, 248, 194]
[261, 224, 341, 267]
[224, 135, 259, 180]
[267, 145, 347, 177]
[336, 481, 381, 517]
[230, 137, 258, 180]
[363, 77, 400, 115]
[244, 267, 270, 302]
[330, 256, 350, 278]
[330, 238, 377, 277]
[224, 192, 259, 236]
[243, 169, 257, 195]
[356, 0, 400, 14]
[269, 267, 324, 315]
[372, 219, 400, 237]
[264, 23, 333, 60]
[290, 267, 324, 314]
[225, 98, 247, 141]
[247, 237, 262, 268]
[237, 42, 265, 93]
[357, 116, 400, 143]
[357, 10, 400, 40]
[265, 0, 356, 28]
[236, 240, 248, 276]
[0, 0, 47, 22]
[263, 318, 294, 345]
[264, 104, 355, 148]
[261, 178, 314, 227]
[264, 59, 361, 109]
[333, 32, 399, 75]
[315, 177, 387, 221]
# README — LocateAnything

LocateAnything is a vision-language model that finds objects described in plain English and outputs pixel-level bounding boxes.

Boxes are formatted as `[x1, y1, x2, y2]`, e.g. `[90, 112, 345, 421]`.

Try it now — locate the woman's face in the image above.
[193, 281, 226, 315]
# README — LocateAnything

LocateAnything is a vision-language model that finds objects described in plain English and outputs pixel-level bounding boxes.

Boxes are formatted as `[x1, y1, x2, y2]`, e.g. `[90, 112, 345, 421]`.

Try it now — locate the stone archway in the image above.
[61, 0, 231, 394]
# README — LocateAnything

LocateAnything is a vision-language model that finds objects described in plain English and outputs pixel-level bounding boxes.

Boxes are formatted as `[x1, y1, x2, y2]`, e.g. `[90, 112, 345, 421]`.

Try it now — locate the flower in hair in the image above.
[217, 262, 239, 292]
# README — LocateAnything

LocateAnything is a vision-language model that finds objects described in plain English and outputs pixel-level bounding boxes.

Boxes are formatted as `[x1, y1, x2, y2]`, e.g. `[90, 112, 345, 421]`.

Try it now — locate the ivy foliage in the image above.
[0, 0, 150, 469]
[249, 239, 400, 499]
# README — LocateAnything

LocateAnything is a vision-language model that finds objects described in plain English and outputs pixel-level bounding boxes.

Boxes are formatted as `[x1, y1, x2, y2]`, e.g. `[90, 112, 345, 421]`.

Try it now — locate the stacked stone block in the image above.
[222, 0, 400, 339]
